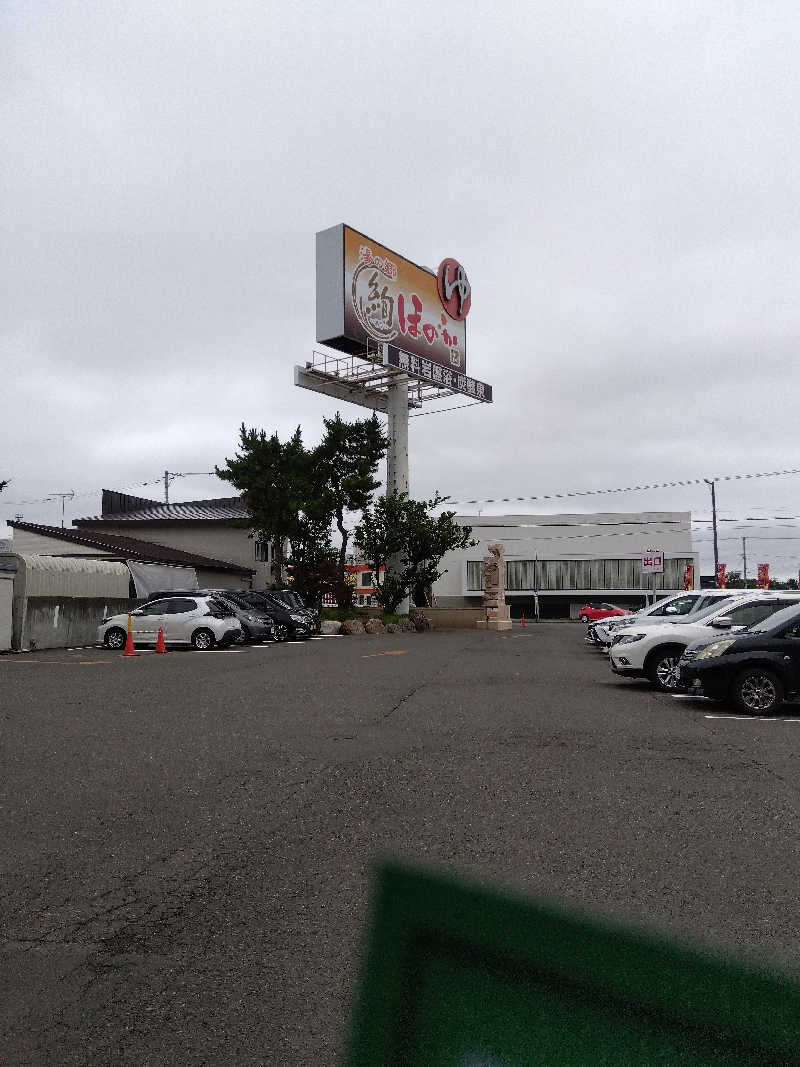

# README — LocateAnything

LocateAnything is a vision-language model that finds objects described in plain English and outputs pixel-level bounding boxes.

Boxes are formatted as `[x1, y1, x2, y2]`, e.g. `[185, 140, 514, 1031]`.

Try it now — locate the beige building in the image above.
[72, 490, 275, 589]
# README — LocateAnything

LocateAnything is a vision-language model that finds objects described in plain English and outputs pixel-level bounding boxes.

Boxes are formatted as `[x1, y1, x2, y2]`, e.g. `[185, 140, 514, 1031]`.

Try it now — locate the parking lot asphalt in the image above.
[4, 624, 800, 1064]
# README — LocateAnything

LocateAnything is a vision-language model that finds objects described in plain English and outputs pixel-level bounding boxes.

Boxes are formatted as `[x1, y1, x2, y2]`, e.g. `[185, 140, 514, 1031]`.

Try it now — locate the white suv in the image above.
[591, 589, 744, 648]
[98, 595, 243, 651]
[609, 593, 800, 691]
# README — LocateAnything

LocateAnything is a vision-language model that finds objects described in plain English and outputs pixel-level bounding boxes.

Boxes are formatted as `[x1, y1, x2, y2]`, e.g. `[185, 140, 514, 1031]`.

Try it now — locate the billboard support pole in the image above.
[386, 374, 410, 614]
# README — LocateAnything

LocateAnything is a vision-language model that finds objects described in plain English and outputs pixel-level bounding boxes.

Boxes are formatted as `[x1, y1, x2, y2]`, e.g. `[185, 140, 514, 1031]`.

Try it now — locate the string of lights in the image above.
[432, 466, 800, 509]
[4, 464, 800, 527]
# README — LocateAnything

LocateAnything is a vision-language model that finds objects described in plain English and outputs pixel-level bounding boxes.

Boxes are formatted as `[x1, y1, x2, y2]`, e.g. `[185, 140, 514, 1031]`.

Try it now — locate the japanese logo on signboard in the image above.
[641, 549, 664, 574]
[316, 225, 470, 374]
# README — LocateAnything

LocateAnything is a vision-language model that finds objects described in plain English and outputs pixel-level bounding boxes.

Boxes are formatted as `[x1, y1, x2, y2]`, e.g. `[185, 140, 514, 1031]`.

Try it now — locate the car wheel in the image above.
[272, 623, 289, 642]
[191, 628, 216, 651]
[104, 627, 127, 650]
[730, 668, 784, 715]
[579, 614, 590, 623]
[646, 646, 685, 692]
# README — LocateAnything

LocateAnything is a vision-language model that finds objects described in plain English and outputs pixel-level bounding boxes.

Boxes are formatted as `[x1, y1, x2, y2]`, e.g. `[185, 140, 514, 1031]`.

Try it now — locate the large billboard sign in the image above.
[316, 225, 470, 374]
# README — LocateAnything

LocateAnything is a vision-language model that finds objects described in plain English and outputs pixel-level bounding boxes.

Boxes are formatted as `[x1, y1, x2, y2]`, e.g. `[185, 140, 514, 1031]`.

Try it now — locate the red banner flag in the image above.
[683, 563, 694, 590]
[716, 563, 727, 589]
[758, 563, 770, 589]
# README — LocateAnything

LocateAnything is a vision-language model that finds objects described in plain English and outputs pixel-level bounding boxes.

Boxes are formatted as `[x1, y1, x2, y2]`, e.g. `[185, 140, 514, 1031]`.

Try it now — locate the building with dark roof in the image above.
[7, 521, 255, 589]
[71, 489, 274, 589]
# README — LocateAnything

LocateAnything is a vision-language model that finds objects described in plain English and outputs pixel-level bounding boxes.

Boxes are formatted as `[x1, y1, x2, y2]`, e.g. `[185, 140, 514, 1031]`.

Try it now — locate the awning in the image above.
[126, 561, 198, 598]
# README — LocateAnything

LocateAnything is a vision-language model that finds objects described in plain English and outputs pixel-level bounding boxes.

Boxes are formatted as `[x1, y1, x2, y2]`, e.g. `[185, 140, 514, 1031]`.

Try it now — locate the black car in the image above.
[234, 590, 311, 640]
[678, 603, 800, 714]
[267, 588, 321, 634]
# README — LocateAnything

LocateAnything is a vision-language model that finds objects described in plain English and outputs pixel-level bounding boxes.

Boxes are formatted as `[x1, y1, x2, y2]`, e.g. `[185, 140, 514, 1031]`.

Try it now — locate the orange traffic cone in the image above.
[154, 626, 168, 654]
[521, 614, 526, 627]
[123, 613, 138, 657]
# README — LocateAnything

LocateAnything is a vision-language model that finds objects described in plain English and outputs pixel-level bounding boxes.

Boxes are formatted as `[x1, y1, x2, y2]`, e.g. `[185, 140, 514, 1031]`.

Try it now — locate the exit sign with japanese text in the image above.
[641, 548, 664, 574]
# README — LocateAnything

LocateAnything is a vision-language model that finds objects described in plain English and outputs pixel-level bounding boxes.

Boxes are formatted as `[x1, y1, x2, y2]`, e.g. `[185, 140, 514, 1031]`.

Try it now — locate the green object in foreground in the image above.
[344, 863, 800, 1066]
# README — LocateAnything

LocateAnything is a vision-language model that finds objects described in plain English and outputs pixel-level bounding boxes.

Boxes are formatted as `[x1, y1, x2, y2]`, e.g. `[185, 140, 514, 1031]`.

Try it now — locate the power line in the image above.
[435, 466, 800, 509]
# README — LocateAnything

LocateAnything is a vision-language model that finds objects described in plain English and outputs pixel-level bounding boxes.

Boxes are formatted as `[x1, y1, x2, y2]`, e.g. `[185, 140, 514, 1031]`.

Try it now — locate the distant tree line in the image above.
[216, 415, 472, 613]
[722, 570, 799, 591]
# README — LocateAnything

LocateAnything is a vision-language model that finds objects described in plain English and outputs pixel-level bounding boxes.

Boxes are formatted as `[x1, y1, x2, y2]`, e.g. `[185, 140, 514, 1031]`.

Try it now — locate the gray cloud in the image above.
[3, 0, 800, 573]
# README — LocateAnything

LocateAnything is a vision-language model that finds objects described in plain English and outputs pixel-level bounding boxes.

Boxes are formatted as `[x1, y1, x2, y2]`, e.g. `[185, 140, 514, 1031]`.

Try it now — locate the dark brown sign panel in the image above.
[383, 345, 492, 403]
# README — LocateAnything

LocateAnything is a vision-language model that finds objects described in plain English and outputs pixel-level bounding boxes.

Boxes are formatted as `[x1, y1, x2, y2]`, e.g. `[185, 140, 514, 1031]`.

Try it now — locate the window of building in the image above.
[506, 561, 535, 591]
[254, 538, 270, 562]
[466, 561, 483, 590]
[361, 571, 373, 587]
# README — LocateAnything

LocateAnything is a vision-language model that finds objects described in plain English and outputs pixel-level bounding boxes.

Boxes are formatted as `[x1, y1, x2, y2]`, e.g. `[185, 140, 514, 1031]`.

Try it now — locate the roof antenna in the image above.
[48, 490, 75, 528]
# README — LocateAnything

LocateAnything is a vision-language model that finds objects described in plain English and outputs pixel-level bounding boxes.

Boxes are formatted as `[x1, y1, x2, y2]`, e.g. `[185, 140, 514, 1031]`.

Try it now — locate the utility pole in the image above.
[742, 536, 748, 588]
[164, 470, 170, 504]
[49, 490, 75, 528]
[704, 478, 719, 580]
[386, 373, 410, 614]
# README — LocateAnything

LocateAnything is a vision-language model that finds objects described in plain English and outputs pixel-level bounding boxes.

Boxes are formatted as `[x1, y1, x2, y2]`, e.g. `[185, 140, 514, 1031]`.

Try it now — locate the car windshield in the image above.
[650, 594, 698, 616]
[271, 590, 301, 609]
[225, 593, 255, 610]
[690, 599, 746, 623]
[691, 593, 734, 612]
[746, 603, 800, 633]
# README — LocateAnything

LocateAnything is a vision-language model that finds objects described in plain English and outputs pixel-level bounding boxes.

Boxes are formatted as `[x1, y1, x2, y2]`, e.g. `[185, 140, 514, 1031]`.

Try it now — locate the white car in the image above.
[609, 593, 800, 691]
[98, 595, 243, 651]
[590, 589, 743, 647]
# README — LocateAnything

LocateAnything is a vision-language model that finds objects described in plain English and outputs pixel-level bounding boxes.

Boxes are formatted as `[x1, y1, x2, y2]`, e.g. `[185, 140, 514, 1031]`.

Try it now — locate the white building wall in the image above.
[433, 512, 697, 604]
[0, 570, 13, 651]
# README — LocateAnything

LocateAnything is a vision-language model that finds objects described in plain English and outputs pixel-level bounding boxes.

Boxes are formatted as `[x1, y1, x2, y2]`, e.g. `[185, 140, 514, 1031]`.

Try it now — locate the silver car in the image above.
[98, 595, 242, 651]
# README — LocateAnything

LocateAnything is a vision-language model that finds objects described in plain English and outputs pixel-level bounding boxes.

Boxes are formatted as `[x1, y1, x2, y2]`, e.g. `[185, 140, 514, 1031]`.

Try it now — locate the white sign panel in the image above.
[641, 548, 664, 574]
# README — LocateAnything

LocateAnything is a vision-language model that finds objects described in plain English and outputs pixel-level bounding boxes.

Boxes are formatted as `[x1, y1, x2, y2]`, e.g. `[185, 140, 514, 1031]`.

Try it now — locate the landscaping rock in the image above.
[321, 620, 342, 635]
[409, 607, 433, 632]
[364, 618, 386, 635]
[340, 619, 365, 635]
[385, 623, 398, 634]
[399, 619, 417, 633]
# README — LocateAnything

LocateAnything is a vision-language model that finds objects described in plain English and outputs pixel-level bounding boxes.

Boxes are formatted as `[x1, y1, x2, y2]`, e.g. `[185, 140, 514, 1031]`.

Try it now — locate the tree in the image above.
[313, 413, 388, 608]
[216, 424, 321, 585]
[355, 492, 475, 613]
[0, 480, 7, 493]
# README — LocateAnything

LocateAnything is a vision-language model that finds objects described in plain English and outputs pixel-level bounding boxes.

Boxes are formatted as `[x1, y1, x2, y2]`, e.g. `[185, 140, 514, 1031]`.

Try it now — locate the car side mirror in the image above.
[664, 605, 678, 614]
[711, 616, 732, 629]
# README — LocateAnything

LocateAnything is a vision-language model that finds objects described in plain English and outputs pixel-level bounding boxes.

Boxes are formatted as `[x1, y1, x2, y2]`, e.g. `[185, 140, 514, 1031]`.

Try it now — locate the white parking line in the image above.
[704, 714, 800, 722]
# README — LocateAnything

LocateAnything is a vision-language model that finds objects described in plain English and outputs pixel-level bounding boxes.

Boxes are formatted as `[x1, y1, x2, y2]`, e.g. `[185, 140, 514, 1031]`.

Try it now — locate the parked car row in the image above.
[97, 587, 321, 651]
[583, 589, 800, 714]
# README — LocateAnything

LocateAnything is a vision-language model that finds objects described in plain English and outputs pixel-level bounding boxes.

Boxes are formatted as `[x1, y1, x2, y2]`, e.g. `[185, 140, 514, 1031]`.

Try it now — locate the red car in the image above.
[577, 602, 632, 623]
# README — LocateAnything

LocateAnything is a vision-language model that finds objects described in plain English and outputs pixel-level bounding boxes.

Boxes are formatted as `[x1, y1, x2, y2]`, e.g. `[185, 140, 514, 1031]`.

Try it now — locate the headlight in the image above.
[694, 638, 736, 661]
[614, 633, 646, 645]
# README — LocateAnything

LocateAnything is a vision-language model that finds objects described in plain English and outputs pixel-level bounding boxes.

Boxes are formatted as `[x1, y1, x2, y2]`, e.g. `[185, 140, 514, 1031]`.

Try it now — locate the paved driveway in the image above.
[3, 626, 800, 1064]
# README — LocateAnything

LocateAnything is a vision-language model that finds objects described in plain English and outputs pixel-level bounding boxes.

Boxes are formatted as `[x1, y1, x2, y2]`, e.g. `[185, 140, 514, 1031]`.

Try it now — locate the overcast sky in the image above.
[3, 1, 800, 574]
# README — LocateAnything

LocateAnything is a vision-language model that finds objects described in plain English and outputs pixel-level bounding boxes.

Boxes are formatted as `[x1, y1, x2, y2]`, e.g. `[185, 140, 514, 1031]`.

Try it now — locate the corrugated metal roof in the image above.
[7, 554, 131, 598]
[18, 555, 129, 576]
[7, 522, 254, 575]
[76, 496, 248, 523]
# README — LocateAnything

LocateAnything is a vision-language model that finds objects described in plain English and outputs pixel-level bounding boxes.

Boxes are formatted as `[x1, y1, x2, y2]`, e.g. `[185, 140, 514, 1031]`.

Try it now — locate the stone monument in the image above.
[477, 542, 512, 631]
